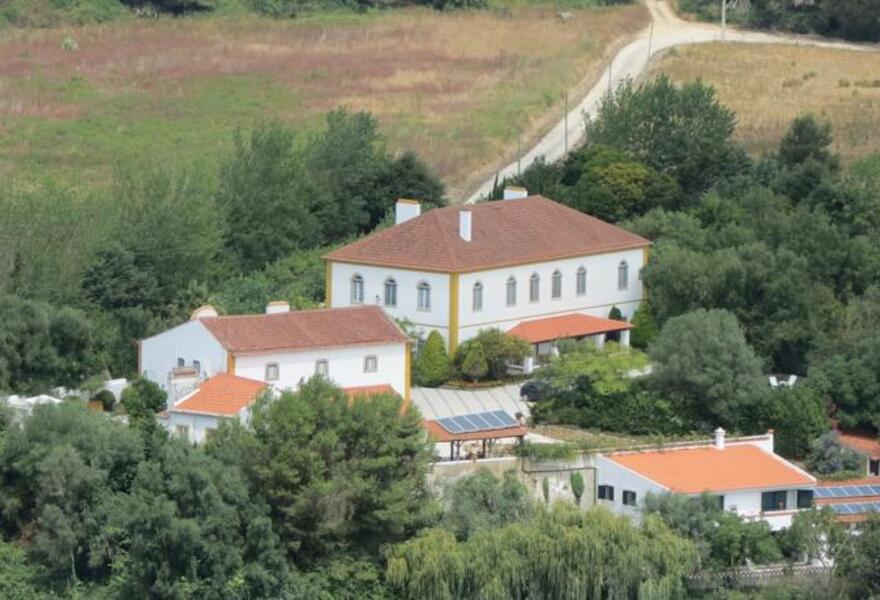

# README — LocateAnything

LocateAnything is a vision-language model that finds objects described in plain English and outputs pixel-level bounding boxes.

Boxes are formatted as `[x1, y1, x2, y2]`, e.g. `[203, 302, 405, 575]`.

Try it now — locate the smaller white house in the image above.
[162, 373, 267, 444]
[139, 303, 411, 402]
[595, 429, 817, 530]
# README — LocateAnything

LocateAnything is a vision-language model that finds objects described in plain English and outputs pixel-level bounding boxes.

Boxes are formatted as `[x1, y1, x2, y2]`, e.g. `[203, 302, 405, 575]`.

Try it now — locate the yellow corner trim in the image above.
[324, 260, 333, 307]
[448, 273, 460, 356]
[404, 343, 412, 407]
[226, 353, 236, 374]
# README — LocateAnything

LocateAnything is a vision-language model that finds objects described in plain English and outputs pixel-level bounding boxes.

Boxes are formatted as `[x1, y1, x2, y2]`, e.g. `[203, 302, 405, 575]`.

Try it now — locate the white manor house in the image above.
[324, 190, 651, 356]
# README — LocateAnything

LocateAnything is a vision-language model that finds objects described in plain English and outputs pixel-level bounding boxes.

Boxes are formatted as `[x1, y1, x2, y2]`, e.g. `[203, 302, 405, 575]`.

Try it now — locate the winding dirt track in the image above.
[464, 0, 878, 203]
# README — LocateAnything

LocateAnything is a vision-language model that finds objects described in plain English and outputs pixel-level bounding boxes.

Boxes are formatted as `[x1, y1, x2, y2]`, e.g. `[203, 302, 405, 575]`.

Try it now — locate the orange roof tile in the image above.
[817, 476, 880, 488]
[343, 384, 397, 399]
[325, 196, 649, 273]
[173, 373, 266, 416]
[837, 431, 880, 458]
[423, 420, 527, 443]
[200, 305, 407, 354]
[508, 313, 632, 344]
[607, 444, 815, 494]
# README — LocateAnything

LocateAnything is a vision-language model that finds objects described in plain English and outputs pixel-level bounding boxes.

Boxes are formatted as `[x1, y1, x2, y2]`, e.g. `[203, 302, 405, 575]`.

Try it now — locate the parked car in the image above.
[520, 380, 552, 402]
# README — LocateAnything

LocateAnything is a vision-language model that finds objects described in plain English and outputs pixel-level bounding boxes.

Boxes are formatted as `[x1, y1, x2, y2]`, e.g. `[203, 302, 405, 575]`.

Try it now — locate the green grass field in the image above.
[0, 3, 648, 196]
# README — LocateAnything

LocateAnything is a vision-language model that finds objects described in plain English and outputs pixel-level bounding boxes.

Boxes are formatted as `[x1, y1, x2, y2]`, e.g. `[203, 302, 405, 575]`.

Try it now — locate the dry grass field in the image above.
[646, 43, 880, 163]
[0, 4, 648, 195]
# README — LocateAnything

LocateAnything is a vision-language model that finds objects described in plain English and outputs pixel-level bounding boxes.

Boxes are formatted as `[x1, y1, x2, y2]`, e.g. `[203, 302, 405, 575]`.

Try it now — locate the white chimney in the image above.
[503, 186, 528, 200]
[265, 301, 290, 314]
[459, 210, 472, 242]
[190, 304, 218, 320]
[395, 199, 421, 225]
[714, 427, 726, 450]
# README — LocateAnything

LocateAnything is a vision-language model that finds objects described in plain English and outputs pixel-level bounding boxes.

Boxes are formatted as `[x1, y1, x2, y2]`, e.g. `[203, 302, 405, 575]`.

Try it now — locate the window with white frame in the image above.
[597, 484, 615, 501]
[351, 274, 364, 304]
[315, 359, 329, 377]
[618, 261, 629, 290]
[265, 363, 280, 381]
[384, 278, 397, 307]
[364, 355, 378, 373]
[552, 270, 562, 299]
[576, 266, 587, 296]
[472, 281, 483, 312]
[622, 490, 637, 506]
[417, 282, 431, 311]
[174, 425, 189, 441]
[193, 360, 201, 374]
[177, 357, 185, 368]
[506, 276, 517, 306]
[529, 273, 540, 303]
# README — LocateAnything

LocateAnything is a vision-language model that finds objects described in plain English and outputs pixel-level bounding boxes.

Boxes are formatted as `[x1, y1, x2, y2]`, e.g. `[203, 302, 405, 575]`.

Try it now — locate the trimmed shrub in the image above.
[414, 331, 451, 387]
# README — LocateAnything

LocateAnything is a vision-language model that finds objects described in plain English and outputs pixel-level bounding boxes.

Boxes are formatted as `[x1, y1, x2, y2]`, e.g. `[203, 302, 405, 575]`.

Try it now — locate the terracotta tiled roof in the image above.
[324, 196, 650, 273]
[817, 477, 880, 488]
[200, 305, 407, 354]
[607, 444, 815, 494]
[508, 313, 632, 344]
[172, 374, 266, 416]
[343, 384, 397, 399]
[423, 420, 527, 443]
[837, 431, 880, 458]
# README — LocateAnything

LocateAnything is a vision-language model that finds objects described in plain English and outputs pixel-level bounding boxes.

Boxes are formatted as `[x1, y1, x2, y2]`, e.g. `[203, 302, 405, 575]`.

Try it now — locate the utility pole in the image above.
[607, 59, 612, 94]
[721, 0, 727, 42]
[563, 91, 569, 153]
[517, 133, 522, 176]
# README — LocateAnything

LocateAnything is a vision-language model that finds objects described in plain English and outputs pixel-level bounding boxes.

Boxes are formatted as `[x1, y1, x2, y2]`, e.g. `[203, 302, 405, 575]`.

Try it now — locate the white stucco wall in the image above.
[140, 320, 227, 391]
[233, 342, 407, 396]
[458, 248, 645, 343]
[163, 410, 239, 445]
[594, 454, 666, 520]
[329, 261, 451, 341]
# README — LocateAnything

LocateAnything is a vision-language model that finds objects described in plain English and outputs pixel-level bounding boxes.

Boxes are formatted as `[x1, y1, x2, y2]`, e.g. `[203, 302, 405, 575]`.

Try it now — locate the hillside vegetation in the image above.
[646, 43, 880, 163]
[0, 3, 647, 194]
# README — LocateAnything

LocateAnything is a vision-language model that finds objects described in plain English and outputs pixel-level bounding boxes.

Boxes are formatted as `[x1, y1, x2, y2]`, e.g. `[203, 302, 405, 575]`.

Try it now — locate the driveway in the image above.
[464, 0, 878, 203]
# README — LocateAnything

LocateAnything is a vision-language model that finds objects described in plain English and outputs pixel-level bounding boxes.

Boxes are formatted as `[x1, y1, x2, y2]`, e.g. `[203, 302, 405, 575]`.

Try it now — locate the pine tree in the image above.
[630, 300, 660, 349]
[414, 331, 451, 387]
[461, 342, 489, 382]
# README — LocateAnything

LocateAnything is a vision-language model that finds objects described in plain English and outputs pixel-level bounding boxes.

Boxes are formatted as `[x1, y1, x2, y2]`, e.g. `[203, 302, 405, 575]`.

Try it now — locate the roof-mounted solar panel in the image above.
[438, 417, 464, 434]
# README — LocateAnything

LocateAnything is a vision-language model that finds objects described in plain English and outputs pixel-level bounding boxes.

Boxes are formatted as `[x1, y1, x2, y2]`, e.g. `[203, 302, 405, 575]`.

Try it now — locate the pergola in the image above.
[423, 419, 527, 461]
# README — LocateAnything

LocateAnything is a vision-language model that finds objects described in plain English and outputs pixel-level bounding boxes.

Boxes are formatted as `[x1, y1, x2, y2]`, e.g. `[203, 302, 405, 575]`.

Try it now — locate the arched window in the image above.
[472, 281, 483, 312]
[351, 274, 364, 304]
[315, 359, 329, 377]
[552, 270, 562, 299]
[576, 266, 587, 296]
[384, 278, 397, 307]
[618, 261, 629, 290]
[417, 281, 431, 311]
[529, 273, 540, 303]
[506, 276, 517, 306]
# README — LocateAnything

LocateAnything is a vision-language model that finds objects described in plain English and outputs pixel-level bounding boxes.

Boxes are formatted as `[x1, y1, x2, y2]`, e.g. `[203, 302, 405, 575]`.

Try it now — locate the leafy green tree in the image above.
[387, 505, 698, 600]
[120, 377, 166, 422]
[648, 309, 766, 430]
[630, 299, 660, 349]
[837, 515, 880, 597]
[587, 75, 746, 196]
[809, 333, 880, 432]
[441, 470, 532, 540]
[779, 507, 848, 567]
[460, 342, 489, 382]
[414, 331, 451, 387]
[778, 115, 839, 172]
[208, 377, 437, 565]
[454, 329, 529, 381]
[0, 295, 97, 393]
[218, 121, 322, 271]
[757, 385, 828, 459]
[643, 492, 782, 570]
[806, 432, 866, 476]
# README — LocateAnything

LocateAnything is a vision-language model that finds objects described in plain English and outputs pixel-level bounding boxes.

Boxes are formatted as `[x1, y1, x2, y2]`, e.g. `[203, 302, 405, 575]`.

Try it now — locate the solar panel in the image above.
[872, 485, 880, 495]
[467, 413, 492, 430]
[438, 417, 464, 434]
[491, 410, 517, 427]
[815, 488, 831, 498]
[453, 415, 478, 432]
[857, 486, 874, 496]
[480, 411, 504, 428]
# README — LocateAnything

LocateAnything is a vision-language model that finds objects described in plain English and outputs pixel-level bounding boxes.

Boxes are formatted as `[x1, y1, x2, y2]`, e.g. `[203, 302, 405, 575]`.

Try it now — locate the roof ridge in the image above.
[201, 304, 380, 321]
